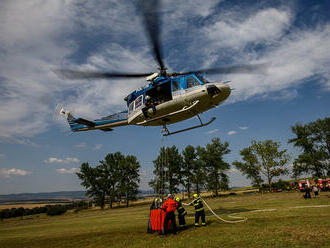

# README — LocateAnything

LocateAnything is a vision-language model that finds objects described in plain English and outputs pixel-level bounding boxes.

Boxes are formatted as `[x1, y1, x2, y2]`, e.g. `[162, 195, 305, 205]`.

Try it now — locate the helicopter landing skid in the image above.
[162, 115, 216, 136]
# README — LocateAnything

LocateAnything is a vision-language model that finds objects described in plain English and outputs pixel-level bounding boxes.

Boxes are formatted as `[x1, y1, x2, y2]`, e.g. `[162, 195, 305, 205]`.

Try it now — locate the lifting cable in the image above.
[159, 129, 246, 224]
[200, 196, 248, 223]
[160, 133, 169, 199]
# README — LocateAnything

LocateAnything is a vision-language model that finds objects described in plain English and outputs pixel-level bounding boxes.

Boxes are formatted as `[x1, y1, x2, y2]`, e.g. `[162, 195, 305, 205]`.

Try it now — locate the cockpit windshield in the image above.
[196, 74, 209, 84]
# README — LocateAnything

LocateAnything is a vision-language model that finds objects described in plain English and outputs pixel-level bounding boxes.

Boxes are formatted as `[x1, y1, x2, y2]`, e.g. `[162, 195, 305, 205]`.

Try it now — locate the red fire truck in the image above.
[317, 178, 330, 191]
[297, 179, 311, 192]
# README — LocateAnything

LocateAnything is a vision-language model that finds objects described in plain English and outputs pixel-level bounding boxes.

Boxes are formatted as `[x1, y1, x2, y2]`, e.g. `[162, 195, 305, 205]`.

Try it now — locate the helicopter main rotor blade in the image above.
[54, 69, 152, 80]
[173, 64, 268, 76]
[136, 0, 166, 71]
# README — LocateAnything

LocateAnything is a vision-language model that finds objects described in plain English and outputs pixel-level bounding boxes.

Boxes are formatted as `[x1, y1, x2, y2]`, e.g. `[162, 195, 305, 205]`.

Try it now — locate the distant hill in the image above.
[0, 191, 87, 203]
[0, 190, 154, 203]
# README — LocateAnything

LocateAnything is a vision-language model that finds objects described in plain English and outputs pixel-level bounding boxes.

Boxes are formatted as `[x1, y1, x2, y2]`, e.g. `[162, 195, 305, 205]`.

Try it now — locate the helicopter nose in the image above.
[217, 83, 231, 100]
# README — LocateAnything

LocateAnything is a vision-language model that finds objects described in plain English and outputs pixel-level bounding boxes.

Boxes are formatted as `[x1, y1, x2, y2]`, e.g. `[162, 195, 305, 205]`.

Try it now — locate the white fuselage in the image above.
[128, 82, 231, 126]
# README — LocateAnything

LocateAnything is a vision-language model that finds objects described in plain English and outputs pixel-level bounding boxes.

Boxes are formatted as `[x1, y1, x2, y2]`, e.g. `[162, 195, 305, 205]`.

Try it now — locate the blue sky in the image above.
[0, 0, 330, 194]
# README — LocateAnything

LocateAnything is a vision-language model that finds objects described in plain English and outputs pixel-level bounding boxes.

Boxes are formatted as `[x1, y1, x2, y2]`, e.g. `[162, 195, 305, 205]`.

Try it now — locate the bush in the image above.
[271, 180, 291, 191]
[0, 204, 73, 220]
[46, 205, 67, 216]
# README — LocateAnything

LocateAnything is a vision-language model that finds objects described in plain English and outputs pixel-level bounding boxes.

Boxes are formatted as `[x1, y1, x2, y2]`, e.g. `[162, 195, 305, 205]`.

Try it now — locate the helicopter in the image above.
[57, 0, 264, 136]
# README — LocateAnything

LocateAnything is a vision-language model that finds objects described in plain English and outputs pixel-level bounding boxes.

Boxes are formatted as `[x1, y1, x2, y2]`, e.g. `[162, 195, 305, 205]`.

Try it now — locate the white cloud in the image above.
[75, 142, 88, 148]
[207, 129, 219, 134]
[56, 168, 80, 174]
[1, 1, 330, 143]
[206, 8, 293, 49]
[0, 168, 31, 178]
[0, 1, 230, 142]
[228, 168, 239, 173]
[44, 157, 80, 164]
[93, 144, 103, 150]
[0, 136, 38, 146]
[139, 169, 154, 190]
[63, 46, 155, 119]
[227, 130, 237, 135]
[139, 169, 154, 178]
[74, 142, 103, 150]
[219, 25, 330, 103]
[197, 5, 330, 102]
[0, 1, 76, 141]
[239, 126, 248, 130]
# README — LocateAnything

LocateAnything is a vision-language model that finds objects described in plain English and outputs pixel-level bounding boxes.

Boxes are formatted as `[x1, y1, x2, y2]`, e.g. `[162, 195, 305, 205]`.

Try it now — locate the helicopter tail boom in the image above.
[60, 108, 128, 132]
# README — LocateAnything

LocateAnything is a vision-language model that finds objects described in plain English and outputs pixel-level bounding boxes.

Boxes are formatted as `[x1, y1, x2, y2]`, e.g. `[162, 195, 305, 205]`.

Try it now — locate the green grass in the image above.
[0, 192, 329, 248]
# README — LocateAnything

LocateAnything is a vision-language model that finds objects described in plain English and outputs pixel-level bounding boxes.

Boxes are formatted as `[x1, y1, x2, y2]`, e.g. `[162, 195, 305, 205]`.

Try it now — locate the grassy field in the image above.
[0, 192, 329, 248]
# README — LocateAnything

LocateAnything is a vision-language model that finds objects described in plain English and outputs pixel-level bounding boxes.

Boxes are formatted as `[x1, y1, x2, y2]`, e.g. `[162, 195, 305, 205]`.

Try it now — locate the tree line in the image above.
[76, 117, 329, 206]
[148, 117, 329, 193]
[0, 201, 92, 220]
[149, 138, 230, 197]
[234, 117, 330, 187]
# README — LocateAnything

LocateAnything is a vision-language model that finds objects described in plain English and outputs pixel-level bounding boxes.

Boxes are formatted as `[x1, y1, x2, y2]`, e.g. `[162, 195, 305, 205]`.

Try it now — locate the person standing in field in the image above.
[162, 194, 178, 234]
[185, 193, 206, 227]
[312, 185, 319, 197]
[304, 185, 311, 199]
[175, 197, 187, 229]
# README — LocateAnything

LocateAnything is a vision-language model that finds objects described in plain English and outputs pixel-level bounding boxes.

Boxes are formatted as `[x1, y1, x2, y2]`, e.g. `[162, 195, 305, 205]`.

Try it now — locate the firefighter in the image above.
[150, 198, 161, 210]
[186, 193, 206, 227]
[142, 95, 157, 118]
[161, 194, 178, 234]
[175, 197, 187, 229]
[304, 184, 311, 199]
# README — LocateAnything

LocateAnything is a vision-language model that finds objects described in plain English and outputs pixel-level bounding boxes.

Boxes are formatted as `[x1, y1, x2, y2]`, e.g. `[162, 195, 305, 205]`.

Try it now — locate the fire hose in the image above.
[200, 196, 248, 223]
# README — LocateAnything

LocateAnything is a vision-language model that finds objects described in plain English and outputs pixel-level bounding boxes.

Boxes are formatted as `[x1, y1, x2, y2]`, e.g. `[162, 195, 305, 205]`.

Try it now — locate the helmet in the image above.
[193, 193, 198, 199]
[167, 193, 173, 199]
[176, 197, 181, 202]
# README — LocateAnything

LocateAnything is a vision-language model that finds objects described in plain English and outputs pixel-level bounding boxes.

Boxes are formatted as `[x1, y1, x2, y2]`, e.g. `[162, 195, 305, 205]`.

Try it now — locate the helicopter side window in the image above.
[187, 76, 200, 88]
[193, 77, 201, 86]
[135, 95, 143, 109]
[187, 78, 194, 88]
[172, 80, 179, 91]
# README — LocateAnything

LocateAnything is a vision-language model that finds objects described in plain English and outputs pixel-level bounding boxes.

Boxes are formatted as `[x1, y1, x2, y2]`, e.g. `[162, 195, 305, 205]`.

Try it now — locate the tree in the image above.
[233, 147, 264, 188]
[233, 140, 290, 188]
[289, 117, 330, 177]
[118, 155, 140, 207]
[77, 152, 141, 209]
[100, 152, 124, 208]
[149, 146, 183, 195]
[197, 138, 231, 196]
[149, 147, 166, 196]
[182, 145, 197, 198]
[191, 158, 206, 194]
[76, 163, 107, 209]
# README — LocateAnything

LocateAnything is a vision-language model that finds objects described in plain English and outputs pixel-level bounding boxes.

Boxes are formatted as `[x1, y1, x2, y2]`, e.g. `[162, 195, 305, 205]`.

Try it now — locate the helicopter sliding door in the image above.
[145, 80, 172, 104]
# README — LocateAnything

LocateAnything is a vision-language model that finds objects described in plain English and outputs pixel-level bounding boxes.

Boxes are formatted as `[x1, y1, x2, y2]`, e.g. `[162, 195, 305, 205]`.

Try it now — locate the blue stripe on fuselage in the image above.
[69, 118, 127, 131]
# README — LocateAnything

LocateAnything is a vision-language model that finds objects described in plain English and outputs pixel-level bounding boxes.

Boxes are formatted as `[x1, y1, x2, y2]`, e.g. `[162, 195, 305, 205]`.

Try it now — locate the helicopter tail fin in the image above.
[59, 108, 95, 131]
